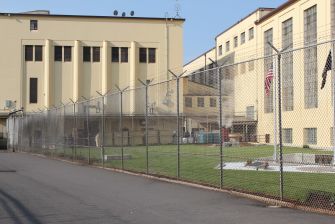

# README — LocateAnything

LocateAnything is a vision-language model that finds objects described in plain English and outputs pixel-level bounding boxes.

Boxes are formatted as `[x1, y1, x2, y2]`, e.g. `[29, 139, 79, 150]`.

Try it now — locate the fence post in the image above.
[169, 70, 186, 179]
[332, 42, 335, 166]
[102, 96, 105, 168]
[86, 101, 91, 164]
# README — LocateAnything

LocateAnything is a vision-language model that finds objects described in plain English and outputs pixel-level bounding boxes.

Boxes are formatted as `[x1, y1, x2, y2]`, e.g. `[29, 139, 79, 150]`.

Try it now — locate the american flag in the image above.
[265, 67, 274, 96]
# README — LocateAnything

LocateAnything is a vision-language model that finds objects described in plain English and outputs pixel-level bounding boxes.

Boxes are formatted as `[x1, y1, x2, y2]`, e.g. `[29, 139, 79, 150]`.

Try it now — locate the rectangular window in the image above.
[34, 45, 43, 61]
[64, 46, 72, 62]
[241, 32, 246, 44]
[218, 45, 222, 56]
[139, 48, 147, 63]
[185, 97, 192, 107]
[148, 48, 156, 63]
[249, 61, 254, 71]
[197, 97, 204, 107]
[83, 46, 91, 62]
[304, 128, 317, 145]
[25, 45, 33, 61]
[225, 41, 230, 52]
[249, 27, 254, 40]
[246, 106, 255, 120]
[120, 47, 128, 63]
[210, 98, 216, 107]
[282, 18, 294, 111]
[264, 28, 274, 113]
[54, 46, 62, 61]
[111, 47, 119, 62]
[92, 47, 100, 62]
[240, 63, 246, 74]
[30, 20, 38, 31]
[29, 78, 38, 104]
[304, 5, 318, 109]
[234, 36, 238, 48]
[283, 129, 293, 144]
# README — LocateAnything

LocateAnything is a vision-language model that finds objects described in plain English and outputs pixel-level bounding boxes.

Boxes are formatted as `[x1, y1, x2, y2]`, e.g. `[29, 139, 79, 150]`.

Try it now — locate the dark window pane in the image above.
[148, 48, 156, 63]
[93, 47, 100, 62]
[29, 78, 38, 104]
[64, 46, 72, 62]
[35, 45, 43, 61]
[54, 46, 62, 61]
[83, 47, 91, 62]
[111, 47, 119, 62]
[30, 20, 38, 31]
[121, 47, 128, 63]
[25, 45, 33, 61]
[139, 48, 147, 63]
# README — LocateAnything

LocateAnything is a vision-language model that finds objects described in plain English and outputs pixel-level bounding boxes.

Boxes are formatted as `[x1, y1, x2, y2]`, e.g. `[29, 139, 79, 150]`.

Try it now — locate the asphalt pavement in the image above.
[0, 152, 334, 224]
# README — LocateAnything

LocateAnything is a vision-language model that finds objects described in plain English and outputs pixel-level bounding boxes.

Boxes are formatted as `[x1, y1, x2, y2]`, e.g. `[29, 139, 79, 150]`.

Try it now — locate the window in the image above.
[93, 47, 100, 62]
[249, 61, 254, 71]
[283, 129, 293, 144]
[29, 78, 38, 104]
[241, 32, 246, 45]
[210, 98, 216, 107]
[112, 47, 119, 62]
[83, 47, 91, 62]
[282, 18, 294, 111]
[246, 106, 255, 120]
[304, 128, 317, 145]
[304, 5, 318, 109]
[225, 41, 230, 52]
[148, 48, 156, 63]
[264, 28, 274, 113]
[330, 127, 334, 145]
[30, 20, 38, 31]
[120, 47, 128, 63]
[139, 48, 147, 63]
[234, 36, 238, 48]
[249, 27, 254, 40]
[54, 46, 62, 61]
[64, 46, 72, 62]
[240, 63, 246, 74]
[34, 45, 43, 61]
[25, 45, 33, 61]
[218, 45, 222, 56]
[185, 97, 192, 107]
[197, 97, 204, 107]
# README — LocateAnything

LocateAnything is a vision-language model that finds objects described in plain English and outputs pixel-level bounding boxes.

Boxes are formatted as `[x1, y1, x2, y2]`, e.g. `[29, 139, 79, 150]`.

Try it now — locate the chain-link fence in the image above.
[7, 40, 335, 213]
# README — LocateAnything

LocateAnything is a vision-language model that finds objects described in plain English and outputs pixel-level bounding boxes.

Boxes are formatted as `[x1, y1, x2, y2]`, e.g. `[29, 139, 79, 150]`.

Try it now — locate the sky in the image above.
[0, 0, 285, 64]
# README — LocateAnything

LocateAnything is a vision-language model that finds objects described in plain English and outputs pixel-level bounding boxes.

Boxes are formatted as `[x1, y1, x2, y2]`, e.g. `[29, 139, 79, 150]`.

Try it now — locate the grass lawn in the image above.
[47, 144, 335, 204]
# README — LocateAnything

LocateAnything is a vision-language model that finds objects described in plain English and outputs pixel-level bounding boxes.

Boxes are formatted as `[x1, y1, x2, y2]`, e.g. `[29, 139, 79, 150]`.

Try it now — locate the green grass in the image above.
[45, 144, 335, 204]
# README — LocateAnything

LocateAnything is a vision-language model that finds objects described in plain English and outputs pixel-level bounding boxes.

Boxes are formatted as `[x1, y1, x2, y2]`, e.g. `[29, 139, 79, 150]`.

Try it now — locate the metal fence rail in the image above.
[7, 40, 335, 213]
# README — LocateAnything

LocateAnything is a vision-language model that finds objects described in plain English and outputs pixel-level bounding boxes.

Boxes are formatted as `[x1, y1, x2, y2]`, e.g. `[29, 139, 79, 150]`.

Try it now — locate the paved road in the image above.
[0, 152, 334, 224]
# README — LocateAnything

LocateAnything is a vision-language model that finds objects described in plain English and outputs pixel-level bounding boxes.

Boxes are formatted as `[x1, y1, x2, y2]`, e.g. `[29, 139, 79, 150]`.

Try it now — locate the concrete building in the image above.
[184, 0, 335, 148]
[0, 11, 184, 139]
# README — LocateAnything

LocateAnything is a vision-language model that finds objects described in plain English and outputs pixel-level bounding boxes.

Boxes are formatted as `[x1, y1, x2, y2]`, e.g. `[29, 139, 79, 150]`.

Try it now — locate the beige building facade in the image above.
[184, 0, 335, 148]
[0, 12, 184, 134]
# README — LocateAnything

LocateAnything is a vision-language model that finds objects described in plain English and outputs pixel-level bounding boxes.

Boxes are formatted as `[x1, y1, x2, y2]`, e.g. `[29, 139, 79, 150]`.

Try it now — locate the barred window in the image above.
[208, 63, 215, 86]
[304, 128, 317, 145]
[25, 45, 33, 61]
[249, 27, 254, 40]
[30, 20, 38, 31]
[64, 46, 72, 62]
[92, 47, 100, 62]
[264, 28, 274, 113]
[283, 128, 293, 144]
[197, 97, 204, 107]
[35, 45, 43, 61]
[246, 106, 254, 120]
[185, 97, 192, 107]
[54, 46, 63, 62]
[304, 5, 318, 109]
[210, 98, 216, 107]
[234, 36, 238, 48]
[139, 48, 147, 63]
[148, 48, 156, 63]
[121, 47, 129, 63]
[249, 61, 254, 71]
[112, 47, 119, 62]
[282, 18, 294, 111]
[240, 32, 246, 45]
[83, 47, 91, 62]
[218, 45, 222, 56]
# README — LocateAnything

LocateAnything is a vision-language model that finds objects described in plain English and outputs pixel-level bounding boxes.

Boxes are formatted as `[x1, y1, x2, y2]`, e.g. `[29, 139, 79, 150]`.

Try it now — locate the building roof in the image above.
[0, 12, 185, 22]
[215, 7, 274, 40]
[184, 47, 215, 67]
[255, 0, 298, 25]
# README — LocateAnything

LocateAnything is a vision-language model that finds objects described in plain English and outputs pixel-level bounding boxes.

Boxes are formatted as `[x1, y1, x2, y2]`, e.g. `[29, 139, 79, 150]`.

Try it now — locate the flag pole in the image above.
[273, 56, 278, 162]
[332, 42, 335, 166]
